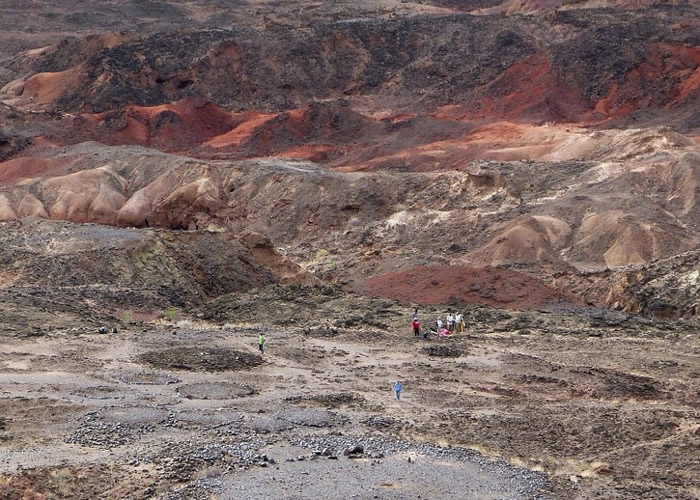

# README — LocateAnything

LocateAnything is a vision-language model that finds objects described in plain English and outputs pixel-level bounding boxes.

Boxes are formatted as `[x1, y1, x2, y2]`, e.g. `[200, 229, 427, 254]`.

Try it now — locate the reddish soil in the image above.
[88, 97, 242, 152]
[359, 265, 579, 310]
[440, 53, 590, 123]
[586, 43, 700, 123]
[0, 157, 66, 186]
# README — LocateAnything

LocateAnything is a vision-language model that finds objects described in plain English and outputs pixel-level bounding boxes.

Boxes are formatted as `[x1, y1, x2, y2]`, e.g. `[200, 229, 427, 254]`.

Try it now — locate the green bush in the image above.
[163, 307, 177, 321]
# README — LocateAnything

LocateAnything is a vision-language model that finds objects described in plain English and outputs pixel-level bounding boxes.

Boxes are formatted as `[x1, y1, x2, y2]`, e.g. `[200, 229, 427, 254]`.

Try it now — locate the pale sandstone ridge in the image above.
[0, 194, 17, 220]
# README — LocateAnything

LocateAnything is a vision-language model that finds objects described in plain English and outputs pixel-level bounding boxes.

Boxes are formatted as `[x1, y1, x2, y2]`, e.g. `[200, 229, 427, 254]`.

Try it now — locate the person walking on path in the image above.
[258, 333, 266, 355]
[394, 380, 403, 401]
[412, 317, 421, 337]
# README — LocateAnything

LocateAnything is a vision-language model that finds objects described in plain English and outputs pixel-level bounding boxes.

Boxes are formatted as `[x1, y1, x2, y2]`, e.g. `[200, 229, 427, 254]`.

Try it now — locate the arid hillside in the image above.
[3, 8, 699, 127]
[0, 1, 700, 324]
[0, 129, 697, 317]
[0, 3, 699, 500]
[0, 0, 697, 315]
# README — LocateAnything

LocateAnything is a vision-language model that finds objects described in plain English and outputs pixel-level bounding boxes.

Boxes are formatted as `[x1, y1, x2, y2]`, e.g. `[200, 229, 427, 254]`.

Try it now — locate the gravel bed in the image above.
[177, 382, 255, 400]
[139, 347, 263, 372]
[246, 408, 347, 434]
[66, 411, 156, 448]
[119, 372, 181, 385]
[143, 434, 273, 482]
[285, 392, 363, 408]
[290, 435, 547, 497]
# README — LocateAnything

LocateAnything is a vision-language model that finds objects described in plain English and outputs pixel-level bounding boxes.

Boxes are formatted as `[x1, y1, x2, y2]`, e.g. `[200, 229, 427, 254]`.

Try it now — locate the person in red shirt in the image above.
[412, 318, 421, 337]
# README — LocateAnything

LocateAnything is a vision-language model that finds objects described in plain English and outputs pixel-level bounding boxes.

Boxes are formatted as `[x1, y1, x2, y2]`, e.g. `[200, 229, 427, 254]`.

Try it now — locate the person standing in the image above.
[258, 333, 266, 355]
[394, 380, 403, 401]
[412, 317, 421, 337]
[412, 308, 419, 320]
[447, 313, 454, 332]
[436, 317, 443, 332]
[456, 312, 464, 333]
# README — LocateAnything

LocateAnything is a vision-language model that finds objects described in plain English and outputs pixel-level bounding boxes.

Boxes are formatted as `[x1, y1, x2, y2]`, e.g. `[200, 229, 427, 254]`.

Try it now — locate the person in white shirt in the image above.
[455, 313, 464, 333]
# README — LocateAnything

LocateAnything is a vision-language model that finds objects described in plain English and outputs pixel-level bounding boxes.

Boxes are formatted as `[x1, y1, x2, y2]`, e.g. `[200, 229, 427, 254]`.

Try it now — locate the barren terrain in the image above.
[0, 0, 698, 499]
[1, 288, 697, 499]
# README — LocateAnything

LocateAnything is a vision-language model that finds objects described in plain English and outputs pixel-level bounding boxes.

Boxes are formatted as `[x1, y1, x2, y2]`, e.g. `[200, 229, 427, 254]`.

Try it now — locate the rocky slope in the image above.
[3, 8, 698, 131]
[0, 3, 698, 500]
[0, 218, 313, 321]
[0, 2, 697, 318]
[0, 134, 696, 316]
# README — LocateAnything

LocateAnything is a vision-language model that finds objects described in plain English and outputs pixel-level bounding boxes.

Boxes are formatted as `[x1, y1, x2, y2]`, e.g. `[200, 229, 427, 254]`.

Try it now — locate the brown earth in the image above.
[0, 131, 696, 316]
[0, 2, 698, 499]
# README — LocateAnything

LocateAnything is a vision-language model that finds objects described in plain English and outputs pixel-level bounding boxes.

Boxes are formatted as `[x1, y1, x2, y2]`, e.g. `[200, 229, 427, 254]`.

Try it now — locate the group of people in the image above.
[411, 308, 466, 339]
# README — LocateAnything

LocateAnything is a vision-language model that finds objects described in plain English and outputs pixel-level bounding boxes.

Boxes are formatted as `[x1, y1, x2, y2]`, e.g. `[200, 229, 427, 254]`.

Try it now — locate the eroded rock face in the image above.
[0, 135, 698, 276]
[0, 1, 697, 314]
[2, 7, 698, 128]
[0, 130, 30, 162]
[606, 250, 699, 319]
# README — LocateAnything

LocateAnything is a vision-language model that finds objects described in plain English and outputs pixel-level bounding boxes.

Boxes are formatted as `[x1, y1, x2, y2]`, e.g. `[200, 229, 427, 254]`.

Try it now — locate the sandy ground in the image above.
[0, 303, 697, 499]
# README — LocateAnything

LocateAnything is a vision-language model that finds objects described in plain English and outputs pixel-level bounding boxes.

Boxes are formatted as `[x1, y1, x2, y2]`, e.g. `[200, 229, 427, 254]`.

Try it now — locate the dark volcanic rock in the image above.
[139, 347, 263, 372]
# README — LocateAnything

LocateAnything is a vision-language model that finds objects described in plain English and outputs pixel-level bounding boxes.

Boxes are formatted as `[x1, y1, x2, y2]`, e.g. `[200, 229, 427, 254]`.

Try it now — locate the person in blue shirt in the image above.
[394, 380, 403, 401]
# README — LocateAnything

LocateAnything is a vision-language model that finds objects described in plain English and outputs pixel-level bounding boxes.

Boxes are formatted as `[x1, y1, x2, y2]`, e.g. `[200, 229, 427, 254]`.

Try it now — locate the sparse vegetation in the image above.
[162, 307, 177, 322]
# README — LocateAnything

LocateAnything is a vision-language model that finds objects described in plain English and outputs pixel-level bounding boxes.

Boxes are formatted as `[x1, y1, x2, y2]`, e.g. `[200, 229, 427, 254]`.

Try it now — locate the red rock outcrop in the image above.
[359, 265, 580, 309]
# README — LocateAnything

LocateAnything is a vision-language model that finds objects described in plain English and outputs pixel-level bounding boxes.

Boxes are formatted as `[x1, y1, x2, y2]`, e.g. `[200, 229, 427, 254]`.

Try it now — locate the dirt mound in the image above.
[0, 219, 313, 314]
[201, 102, 379, 159]
[286, 392, 364, 408]
[423, 344, 464, 357]
[591, 369, 668, 401]
[568, 211, 691, 268]
[360, 265, 579, 309]
[468, 215, 573, 268]
[140, 347, 263, 372]
[91, 98, 241, 152]
[177, 382, 255, 399]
